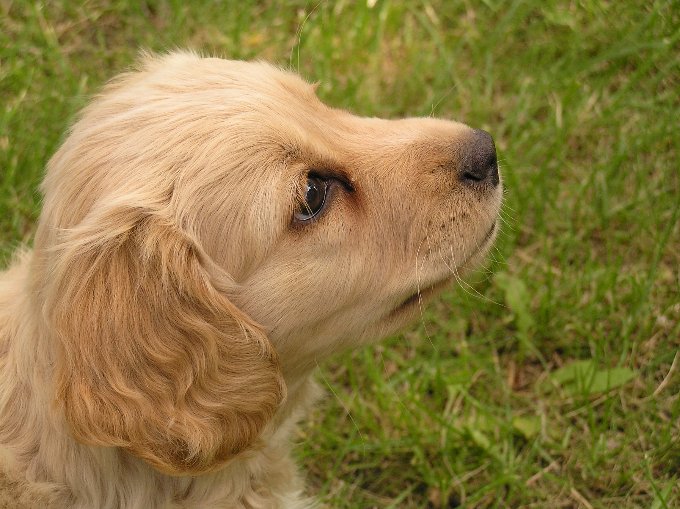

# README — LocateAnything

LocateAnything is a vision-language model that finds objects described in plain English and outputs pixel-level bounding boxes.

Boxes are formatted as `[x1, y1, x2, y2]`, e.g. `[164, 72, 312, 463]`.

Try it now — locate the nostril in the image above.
[462, 170, 485, 182]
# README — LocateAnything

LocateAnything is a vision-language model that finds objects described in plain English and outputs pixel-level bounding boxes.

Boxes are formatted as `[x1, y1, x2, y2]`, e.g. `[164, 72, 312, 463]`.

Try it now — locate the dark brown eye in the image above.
[295, 175, 329, 221]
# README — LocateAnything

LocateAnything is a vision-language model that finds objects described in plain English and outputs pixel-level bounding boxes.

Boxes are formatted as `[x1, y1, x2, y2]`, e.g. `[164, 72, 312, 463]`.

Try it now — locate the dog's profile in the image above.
[0, 52, 502, 508]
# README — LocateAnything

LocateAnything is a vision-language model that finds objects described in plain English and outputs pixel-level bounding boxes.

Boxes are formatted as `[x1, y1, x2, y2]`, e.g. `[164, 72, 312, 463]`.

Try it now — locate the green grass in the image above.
[1, 1, 678, 507]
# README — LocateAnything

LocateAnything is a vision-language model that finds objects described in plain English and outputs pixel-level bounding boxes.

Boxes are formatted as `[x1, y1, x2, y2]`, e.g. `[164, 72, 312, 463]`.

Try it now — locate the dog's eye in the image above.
[295, 175, 329, 221]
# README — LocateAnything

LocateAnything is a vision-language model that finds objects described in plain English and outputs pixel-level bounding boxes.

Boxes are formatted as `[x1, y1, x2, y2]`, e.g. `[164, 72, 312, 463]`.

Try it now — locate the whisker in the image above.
[497, 218, 514, 234]
[499, 204, 516, 220]
[485, 247, 505, 267]
[427, 225, 505, 308]
[424, 231, 485, 304]
[448, 244, 505, 308]
[415, 233, 438, 351]
[501, 202, 519, 214]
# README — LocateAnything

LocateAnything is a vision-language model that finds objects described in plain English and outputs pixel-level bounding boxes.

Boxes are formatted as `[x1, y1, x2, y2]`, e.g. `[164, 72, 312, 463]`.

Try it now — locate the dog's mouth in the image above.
[462, 219, 498, 267]
[483, 219, 497, 244]
[390, 277, 452, 317]
[388, 219, 498, 318]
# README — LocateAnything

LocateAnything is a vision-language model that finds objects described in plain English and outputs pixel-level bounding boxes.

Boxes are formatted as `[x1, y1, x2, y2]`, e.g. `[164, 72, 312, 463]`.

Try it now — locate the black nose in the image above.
[460, 129, 499, 186]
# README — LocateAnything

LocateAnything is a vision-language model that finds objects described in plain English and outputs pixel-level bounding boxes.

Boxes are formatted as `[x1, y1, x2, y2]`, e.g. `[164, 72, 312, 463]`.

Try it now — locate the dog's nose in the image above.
[459, 129, 499, 186]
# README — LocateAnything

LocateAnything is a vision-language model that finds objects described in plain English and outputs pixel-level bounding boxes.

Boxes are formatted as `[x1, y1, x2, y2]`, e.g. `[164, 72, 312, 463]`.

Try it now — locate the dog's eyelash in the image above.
[306, 168, 354, 192]
[310, 170, 354, 193]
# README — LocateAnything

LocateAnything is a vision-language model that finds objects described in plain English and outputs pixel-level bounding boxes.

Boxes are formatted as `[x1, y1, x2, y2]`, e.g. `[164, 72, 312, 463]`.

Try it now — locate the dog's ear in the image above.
[45, 204, 285, 475]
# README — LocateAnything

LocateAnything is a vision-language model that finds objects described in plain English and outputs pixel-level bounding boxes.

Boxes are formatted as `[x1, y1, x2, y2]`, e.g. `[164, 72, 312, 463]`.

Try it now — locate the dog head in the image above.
[35, 52, 502, 475]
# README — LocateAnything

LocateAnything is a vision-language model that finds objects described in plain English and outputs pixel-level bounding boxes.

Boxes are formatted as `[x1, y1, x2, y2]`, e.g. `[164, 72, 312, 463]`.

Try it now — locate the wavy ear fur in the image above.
[46, 205, 285, 475]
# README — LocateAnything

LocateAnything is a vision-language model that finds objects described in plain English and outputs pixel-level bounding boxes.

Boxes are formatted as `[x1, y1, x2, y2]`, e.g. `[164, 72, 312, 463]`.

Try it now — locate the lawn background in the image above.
[1, 1, 678, 507]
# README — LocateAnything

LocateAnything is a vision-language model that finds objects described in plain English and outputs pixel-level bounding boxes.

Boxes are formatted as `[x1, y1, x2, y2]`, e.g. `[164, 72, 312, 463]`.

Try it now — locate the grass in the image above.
[1, 0, 678, 507]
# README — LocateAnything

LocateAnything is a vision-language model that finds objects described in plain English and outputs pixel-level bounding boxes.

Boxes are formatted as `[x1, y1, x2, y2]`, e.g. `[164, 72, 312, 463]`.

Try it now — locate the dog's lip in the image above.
[389, 219, 498, 317]
[483, 220, 497, 243]
[479, 219, 498, 251]
[391, 277, 452, 316]
[390, 219, 498, 317]
[460, 219, 498, 268]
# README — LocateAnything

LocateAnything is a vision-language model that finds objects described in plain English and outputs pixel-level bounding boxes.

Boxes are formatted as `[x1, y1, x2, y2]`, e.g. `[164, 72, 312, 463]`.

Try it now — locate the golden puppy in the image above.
[0, 52, 501, 508]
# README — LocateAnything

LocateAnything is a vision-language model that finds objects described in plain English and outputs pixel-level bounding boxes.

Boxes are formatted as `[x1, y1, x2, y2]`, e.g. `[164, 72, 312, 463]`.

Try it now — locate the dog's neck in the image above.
[0, 251, 318, 508]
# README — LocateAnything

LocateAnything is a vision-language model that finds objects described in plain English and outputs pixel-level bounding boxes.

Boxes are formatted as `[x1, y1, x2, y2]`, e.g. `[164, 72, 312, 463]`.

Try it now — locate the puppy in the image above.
[0, 52, 502, 508]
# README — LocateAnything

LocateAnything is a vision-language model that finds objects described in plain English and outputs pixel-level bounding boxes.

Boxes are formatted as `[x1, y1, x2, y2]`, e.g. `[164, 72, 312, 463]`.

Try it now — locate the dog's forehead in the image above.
[150, 53, 321, 107]
[225, 60, 318, 100]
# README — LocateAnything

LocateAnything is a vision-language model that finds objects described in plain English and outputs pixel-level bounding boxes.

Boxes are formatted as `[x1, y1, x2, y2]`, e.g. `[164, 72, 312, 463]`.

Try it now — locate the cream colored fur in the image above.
[0, 52, 502, 508]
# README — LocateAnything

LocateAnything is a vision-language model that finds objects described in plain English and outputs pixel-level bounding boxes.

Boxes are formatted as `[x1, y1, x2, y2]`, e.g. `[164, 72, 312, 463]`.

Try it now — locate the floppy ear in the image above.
[45, 205, 285, 475]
